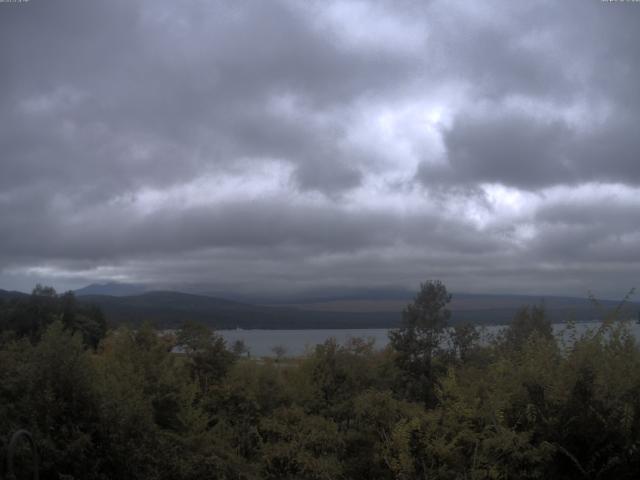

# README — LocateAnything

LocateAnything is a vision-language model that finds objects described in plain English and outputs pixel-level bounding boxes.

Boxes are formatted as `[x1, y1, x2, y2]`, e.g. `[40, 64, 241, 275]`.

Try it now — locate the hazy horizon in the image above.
[3, 280, 637, 306]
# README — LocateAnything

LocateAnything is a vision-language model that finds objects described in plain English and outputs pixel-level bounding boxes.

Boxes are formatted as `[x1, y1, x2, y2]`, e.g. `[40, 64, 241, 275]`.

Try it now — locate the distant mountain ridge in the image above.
[74, 282, 148, 297]
[0, 288, 29, 300]
[72, 289, 640, 330]
[77, 291, 399, 329]
[4, 286, 639, 330]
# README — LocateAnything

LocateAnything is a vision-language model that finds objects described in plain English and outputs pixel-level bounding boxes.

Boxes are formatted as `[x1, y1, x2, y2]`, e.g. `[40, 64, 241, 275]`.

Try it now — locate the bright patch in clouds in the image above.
[131, 160, 296, 215]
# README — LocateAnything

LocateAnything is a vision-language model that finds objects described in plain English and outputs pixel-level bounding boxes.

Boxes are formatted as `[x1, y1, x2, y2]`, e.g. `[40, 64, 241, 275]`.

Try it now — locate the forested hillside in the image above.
[75, 291, 399, 329]
[2, 282, 640, 479]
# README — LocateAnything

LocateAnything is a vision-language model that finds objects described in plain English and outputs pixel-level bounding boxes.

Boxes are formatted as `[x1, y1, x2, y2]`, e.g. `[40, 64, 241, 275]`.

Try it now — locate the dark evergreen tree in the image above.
[389, 280, 451, 405]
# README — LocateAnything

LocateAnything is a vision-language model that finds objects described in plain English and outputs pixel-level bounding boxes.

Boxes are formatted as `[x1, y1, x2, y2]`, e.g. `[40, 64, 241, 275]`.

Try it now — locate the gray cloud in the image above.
[418, 109, 573, 189]
[416, 0, 640, 192]
[418, 104, 640, 191]
[1, 0, 640, 298]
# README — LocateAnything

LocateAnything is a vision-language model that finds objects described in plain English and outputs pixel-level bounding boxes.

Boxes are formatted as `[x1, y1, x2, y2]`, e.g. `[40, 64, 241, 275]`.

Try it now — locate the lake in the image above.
[218, 321, 640, 357]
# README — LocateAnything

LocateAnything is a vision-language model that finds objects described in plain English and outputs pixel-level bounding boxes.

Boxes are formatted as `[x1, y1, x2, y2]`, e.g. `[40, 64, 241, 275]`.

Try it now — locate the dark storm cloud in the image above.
[528, 195, 640, 264]
[418, 106, 640, 190]
[0, 195, 504, 265]
[1, 0, 640, 297]
[417, 1, 640, 192]
[0, 0, 416, 198]
[418, 109, 573, 189]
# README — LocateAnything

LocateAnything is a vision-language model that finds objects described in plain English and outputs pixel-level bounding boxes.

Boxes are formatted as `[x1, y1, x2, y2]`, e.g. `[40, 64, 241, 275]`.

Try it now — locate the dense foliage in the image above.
[1, 282, 640, 479]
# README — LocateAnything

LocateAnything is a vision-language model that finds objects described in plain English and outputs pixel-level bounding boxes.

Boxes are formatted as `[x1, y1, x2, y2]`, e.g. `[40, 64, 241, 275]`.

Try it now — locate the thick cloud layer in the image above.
[1, 0, 639, 298]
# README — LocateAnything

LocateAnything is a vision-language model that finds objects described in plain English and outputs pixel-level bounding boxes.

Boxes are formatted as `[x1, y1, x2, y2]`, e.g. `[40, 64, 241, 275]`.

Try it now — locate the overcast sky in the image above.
[1, 0, 640, 299]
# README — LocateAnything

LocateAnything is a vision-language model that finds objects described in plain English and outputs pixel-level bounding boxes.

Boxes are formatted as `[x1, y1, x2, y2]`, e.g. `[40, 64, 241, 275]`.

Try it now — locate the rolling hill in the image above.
[75, 290, 640, 329]
[74, 282, 147, 296]
[0, 288, 28, 301]
[75, 291, 400, 329]
[4, 286, 637, 330]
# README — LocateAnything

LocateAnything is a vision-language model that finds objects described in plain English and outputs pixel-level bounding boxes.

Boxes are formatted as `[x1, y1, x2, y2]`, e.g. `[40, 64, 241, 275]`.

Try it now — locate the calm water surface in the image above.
[218, 321, 640, 357]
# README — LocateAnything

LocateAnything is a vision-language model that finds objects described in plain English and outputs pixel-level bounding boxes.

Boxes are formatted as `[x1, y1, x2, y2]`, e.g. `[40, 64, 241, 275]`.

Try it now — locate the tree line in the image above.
[1, 281, 639, 479]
